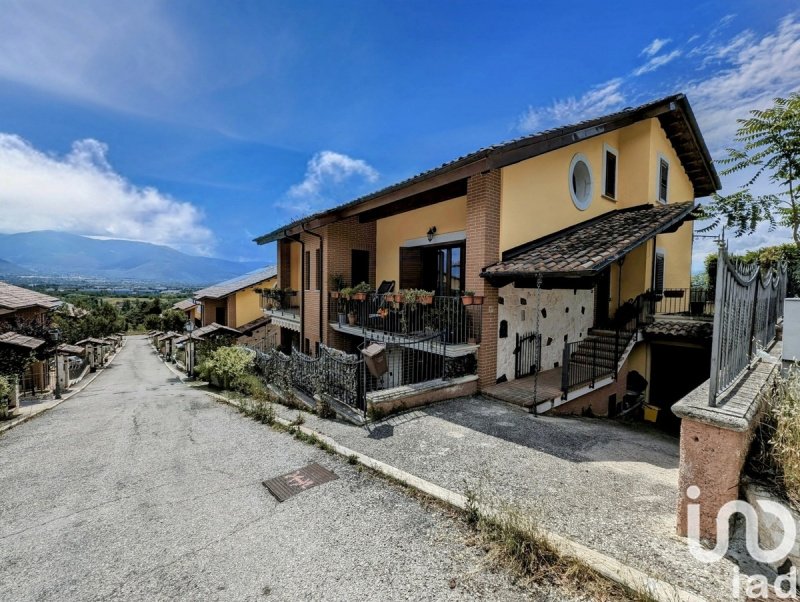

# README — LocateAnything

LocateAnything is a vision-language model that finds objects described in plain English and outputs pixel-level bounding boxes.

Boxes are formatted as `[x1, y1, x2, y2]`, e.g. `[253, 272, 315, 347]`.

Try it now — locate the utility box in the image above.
[361, 343, 388, 378]
[784, 298, 800, 362]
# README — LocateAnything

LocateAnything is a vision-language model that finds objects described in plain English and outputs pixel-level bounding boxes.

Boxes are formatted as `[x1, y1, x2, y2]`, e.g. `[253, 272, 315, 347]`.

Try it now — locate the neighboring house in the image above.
[193, 267, 278, 328]
[253, 94, 720, 417]
[172, 298, 201, 326]
[0, 281, 62, 395]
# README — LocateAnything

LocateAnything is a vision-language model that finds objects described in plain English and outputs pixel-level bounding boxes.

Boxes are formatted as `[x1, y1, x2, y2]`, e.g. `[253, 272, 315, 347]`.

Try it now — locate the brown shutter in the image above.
[399, 247, 424, 290]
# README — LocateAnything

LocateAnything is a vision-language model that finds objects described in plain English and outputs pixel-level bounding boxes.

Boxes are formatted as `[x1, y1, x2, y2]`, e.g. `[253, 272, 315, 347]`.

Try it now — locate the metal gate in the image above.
[514, 331, 541, 379]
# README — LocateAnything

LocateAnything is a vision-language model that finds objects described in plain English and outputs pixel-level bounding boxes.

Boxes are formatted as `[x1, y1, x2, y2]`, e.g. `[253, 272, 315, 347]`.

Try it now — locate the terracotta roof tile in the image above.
[0, 331, 46, 349]
[482, 202, 696, 280]
[0, 282, 61, 311]
[644, 319, 713, 340]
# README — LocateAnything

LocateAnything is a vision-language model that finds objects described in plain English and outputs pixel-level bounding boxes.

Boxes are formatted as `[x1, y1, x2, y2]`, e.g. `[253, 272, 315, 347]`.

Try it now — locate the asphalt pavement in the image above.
[0, 336, 580, 601]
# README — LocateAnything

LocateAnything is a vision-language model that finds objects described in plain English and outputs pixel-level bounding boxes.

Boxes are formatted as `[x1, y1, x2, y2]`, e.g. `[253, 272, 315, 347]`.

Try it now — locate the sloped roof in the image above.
[644, 319, 714, 340]
[0, 331, 45, 349]
[255, 94, 720, 244]
[237, 315, 271, 335]
[76, 338, 108, 345]
[482, 202, 697, 282]
[57, 343, 85, 355]
[192, 323, 242, 339]
[194, 266, 277, 300]
[172, 299, 198, 311]
[0, 282, 61, 311]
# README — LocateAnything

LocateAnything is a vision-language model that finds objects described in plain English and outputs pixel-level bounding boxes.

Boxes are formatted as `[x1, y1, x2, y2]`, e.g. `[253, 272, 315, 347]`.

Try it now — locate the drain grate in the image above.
[262, 462, 338, 502]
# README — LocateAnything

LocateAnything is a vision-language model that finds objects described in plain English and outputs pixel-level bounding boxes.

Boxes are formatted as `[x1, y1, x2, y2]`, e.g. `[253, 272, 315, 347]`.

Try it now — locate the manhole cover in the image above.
[262, 462, 338, 502]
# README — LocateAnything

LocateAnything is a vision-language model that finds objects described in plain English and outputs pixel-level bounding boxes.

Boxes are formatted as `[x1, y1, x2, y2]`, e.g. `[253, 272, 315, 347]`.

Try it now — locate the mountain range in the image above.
[0, 231, 267, 285]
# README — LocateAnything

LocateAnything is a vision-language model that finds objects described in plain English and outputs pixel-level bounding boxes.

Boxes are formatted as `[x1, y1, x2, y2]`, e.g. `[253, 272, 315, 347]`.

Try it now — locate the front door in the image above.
[594, 268, 611, 326]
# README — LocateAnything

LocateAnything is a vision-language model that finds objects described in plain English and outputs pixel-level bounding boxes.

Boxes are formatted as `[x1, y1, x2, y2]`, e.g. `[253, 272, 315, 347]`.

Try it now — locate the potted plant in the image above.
[461, 291, 475, 305]
[352, 282, 371, 301]
[419, 290, 434, 305]
[393, 292, 404, 303]
[347, 310, 357, 326]
[329, 274, 344, 299]
[472, 294, 484, 306]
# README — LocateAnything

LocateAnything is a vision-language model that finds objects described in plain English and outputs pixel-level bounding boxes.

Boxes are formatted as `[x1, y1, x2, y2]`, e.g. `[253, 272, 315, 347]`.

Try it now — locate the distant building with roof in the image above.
[193, 266, 277, 330]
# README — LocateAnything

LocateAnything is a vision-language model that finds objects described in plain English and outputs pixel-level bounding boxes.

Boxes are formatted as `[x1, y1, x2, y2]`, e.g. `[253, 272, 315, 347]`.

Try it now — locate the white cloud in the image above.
[0, 0, 192, 114]
[0, 134, 213, 255]
[279, 151, 379, 214]
[685, 15, 800, 153]
[518, 79, 626, 132]
[633, 49, 682, 76]
[641, 38, 671, 57]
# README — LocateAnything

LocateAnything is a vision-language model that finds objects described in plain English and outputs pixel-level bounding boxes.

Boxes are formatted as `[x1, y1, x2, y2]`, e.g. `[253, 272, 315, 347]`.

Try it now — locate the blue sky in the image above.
[0, 0, 798, 271]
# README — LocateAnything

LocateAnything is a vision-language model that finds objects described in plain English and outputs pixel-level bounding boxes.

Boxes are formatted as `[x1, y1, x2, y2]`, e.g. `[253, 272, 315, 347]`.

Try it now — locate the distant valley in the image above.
[0, 231, 267, 286]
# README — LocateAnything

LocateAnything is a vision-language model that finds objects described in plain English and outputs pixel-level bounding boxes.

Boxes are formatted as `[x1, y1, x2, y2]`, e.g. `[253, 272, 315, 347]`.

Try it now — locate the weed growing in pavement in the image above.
[347, 454, 358, 465]
[463, 490, 661, 602]
[290, 411, 305, 426]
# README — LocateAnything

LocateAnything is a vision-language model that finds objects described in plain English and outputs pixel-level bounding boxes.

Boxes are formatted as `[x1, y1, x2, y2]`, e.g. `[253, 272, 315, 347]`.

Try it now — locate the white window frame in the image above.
[568, 153, 593, 211]
[656, 153, 669, 204]
[602, 143, 618, 201]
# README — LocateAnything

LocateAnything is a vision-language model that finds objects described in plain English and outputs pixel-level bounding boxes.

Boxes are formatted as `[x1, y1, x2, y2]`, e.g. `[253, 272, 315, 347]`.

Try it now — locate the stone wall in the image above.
[496, 285, 594, 382]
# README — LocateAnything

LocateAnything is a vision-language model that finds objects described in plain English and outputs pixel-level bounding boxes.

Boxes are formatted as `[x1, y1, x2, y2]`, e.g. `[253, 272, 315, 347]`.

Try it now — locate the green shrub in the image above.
[233, 371, 272, 401]
[0, 374, 10, 419]
[770, 370, 800, 506]
[199, 346, 254, 389]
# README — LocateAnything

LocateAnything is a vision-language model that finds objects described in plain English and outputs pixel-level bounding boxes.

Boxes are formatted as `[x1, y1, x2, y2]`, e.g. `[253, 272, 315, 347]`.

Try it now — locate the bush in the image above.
[233, 372, 272, 402]
[770, 370, 800, 507]
[0, 375, 10, 419]
[198, 346, 254, 389]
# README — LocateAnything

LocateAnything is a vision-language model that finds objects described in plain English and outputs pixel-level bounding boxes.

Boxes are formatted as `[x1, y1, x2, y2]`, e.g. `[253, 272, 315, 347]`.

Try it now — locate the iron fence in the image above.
[651, 288, 715, 317]
[68, 356, 89, 382]
[249, 332, 476, 415]
[329, 294, 482, 345]
[708, 242, 787, 406]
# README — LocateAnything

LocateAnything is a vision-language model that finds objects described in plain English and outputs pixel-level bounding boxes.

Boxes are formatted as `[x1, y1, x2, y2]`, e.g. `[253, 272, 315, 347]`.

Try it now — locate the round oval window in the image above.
[569, 154, 593, 210]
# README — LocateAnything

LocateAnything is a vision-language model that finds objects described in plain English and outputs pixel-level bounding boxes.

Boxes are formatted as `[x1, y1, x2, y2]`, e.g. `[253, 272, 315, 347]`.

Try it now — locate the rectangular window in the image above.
[304, 251, 311, 290]
[315, 248, 322, 291]
[351, 250, 369, 287]
[654, 251, 665, 294]
[658, 158, 669, 203]
[603, 146, 617, 199]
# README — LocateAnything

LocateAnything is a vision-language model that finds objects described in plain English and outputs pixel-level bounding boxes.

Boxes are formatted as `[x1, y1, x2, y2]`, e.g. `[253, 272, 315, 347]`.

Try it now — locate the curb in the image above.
[0, 339, 127, 435]
[198, 386, 706, 602]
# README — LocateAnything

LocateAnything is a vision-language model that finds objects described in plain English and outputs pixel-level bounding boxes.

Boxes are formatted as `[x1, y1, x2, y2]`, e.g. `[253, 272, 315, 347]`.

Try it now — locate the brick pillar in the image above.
[466, 170, 501, 390]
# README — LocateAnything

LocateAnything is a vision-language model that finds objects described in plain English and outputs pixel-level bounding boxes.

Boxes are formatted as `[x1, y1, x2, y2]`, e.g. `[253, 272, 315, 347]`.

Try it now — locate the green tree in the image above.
[160, 309, 187, 332]
[700, 94, 800, 246]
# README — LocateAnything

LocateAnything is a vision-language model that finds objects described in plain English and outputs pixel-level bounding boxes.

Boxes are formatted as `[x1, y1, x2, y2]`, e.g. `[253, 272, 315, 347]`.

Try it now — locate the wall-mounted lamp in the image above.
[427, 226, 437, 242]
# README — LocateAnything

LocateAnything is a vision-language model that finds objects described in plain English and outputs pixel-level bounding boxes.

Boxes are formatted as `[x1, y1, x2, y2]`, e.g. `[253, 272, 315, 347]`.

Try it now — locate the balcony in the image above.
[260, 290, 300, 332]
[651, 288, 714, 319]
[328, 293, 482, 357]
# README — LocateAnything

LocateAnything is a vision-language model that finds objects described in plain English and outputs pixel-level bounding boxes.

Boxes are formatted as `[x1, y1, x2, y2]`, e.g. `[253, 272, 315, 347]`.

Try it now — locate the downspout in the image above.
[287, 231, 305, 351]
[302, 224, 324, 352]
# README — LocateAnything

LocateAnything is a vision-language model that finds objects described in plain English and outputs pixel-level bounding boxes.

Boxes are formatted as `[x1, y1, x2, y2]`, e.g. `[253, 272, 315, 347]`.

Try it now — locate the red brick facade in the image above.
[466, 170, 501, 389]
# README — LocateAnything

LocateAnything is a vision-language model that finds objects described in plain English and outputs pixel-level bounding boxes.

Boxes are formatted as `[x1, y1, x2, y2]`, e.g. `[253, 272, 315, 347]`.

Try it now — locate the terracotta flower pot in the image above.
[461, 295, 474, 306]
[393, 294, 404, 303]
[472, 295, 484, 306]
[421, 295, 434, 305]
[330, 291, 340, 299]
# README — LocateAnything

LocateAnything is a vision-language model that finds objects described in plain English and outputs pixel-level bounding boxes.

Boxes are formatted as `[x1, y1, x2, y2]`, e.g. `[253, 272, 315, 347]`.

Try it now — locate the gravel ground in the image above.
[0, 336, 585, 601]
[271, 395, 741, 601]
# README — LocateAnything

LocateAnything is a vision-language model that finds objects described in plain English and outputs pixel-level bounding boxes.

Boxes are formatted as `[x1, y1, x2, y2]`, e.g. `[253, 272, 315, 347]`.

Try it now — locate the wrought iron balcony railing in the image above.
[328, 293, 482, 346]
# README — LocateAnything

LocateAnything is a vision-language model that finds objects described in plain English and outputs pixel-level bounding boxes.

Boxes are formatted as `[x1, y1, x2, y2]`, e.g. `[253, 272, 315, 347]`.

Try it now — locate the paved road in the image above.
[0, 336, 576, 601]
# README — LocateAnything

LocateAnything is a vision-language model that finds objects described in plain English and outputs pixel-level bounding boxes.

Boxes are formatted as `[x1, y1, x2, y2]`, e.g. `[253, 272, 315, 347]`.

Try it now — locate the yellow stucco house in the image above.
[254, 94, 720, 419]
[193, 267, 277, 335]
